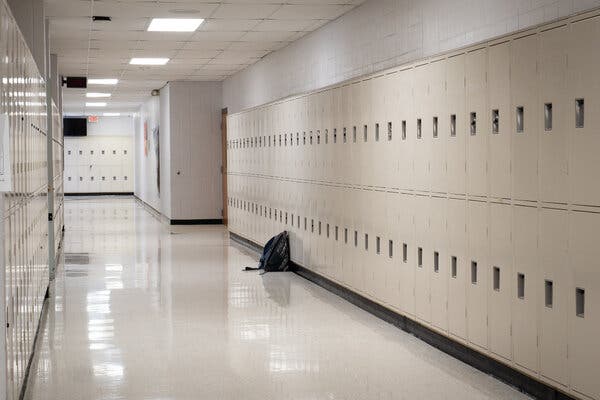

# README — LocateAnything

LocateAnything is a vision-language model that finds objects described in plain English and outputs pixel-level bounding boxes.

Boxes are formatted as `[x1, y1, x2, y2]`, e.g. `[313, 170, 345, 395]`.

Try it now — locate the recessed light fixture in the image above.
[147, 18, 204, 32]
[86, 102, 107, 107]
[103, 112, 121, 117]
[86, 92, 111, 98]
[88, 78, 118, 85]
[130, 58, 170, 65]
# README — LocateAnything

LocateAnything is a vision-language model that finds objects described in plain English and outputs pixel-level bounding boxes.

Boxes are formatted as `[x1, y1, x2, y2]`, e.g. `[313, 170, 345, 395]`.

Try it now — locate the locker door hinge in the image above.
[48, 213, 53, 221]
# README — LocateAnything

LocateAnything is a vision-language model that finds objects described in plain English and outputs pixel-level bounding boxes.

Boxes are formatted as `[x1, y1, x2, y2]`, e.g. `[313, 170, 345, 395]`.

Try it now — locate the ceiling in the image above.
[46, 0, 366, 115]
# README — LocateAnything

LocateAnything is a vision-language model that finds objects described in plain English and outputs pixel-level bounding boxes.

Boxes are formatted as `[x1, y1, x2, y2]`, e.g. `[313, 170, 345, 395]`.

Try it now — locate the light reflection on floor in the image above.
[23, 197, 531, 400]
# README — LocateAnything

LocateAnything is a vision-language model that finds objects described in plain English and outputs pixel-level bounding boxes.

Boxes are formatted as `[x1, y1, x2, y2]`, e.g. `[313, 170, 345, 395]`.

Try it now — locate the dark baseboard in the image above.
[228, 231, 575, 400]
[170, 219, 223, 225]
[65, 192, 134, 196]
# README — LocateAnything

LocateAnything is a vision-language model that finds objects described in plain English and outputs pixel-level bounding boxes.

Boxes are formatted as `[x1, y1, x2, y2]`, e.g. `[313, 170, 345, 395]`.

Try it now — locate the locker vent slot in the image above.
[376, 236, 380, 254]
[544, 103, 553, 131]
[353, 126, 357, 143]
[492, 109, 499, 134]
[363, 125, 368, 142]
[402, 120, 407, 140]
[516, 106, 524, 133]
[470, 112, 477, 135]
[364, 233, 369, 251]
[333, 128, 337, 143]
[493, 266, 500, 291]
[344, 228, 348, 244]
[304, 217, 307, 230]
[387, 122, 392, 141]
[434, 251, 439, 272]
[575, 98, 584, 128]
[451, 256, 457, 278]
[389, 240, 393, 258]
[318, 221, 321, 235]
[354, 230, 358, 247]
[471, 261, 478, 284]
[576, 287, 585, 317]
[433, 116, 438, 138]
[417, 119, 422, 139]
[335, 226, 339, 241]
[325, 129, 328, 144]
[311, 219, 315, 233]
[309, 132, 313, 145]
[517, 273, 525, 299]
[297, 215, 300, 226]
[375, 123, 380, 141]
[317, 130, 320, 145]
[450, 114, 456, 137]
[403, 243, 408, 262]
[417, 247, 423, 267]
[545, 280, 553, 308]
[326, 223, 330, 238]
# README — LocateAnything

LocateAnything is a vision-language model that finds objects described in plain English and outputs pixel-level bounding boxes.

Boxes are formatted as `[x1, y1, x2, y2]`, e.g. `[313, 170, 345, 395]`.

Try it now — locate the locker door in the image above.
[511, 35, 539, 202]
[447, 198, 467, 340]
[568, 211, 600, 399]
[398, 194, 416, 316]
[430, 196, 448, 331]
[512, 205, 539, 372]
[465, 49, 488, 197]
[539, 25, 568, 205]
[568, 16, 600, 207]
[395, 69, 415, 191]
[466, 200, 488, 349]
[414, 196, 431, 323]
[489, 203, 512, 360]
[539, 209, 568, 386]
[413, 64, 430, 192]
[445, 54, 466, 195]
[429, 60, 447, 194]
[384, 191, 401, 308]
[488, 43, 511, 199]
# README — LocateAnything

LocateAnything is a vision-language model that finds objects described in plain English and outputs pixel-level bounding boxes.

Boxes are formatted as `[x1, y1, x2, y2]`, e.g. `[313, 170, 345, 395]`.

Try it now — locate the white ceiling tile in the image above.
[252, 19, 315, 32]
[240, 30, 296, 42]
[211, 4, 281, 19]
[200, 19, 260, 32]
[269, 4, 347, 20]
[47, 0, 365, 113]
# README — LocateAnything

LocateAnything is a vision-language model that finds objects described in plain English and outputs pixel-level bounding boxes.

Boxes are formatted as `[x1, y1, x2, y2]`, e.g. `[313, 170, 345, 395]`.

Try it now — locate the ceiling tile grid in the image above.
[46, 0, 366, 114]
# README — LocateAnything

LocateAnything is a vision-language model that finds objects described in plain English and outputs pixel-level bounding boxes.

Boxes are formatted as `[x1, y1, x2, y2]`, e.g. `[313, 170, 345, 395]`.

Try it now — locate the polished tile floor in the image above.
[23, 197, 531, 400]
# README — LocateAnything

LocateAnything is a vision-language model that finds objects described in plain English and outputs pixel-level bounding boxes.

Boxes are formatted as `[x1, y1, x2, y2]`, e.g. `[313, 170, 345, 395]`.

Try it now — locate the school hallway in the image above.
[22, 197, 529, 400]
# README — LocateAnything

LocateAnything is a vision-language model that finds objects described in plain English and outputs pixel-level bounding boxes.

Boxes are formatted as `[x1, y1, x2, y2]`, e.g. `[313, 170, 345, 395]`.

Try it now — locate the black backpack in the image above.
[244, 231, 290, 274]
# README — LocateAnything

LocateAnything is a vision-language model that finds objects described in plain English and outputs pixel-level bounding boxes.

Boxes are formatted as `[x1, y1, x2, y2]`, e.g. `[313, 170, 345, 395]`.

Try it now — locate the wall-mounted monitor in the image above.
[63, 117, 87, 136]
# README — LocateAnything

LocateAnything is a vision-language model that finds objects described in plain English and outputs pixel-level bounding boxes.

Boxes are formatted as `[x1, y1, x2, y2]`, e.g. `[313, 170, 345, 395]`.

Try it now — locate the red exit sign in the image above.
[88, 115, 99, 123]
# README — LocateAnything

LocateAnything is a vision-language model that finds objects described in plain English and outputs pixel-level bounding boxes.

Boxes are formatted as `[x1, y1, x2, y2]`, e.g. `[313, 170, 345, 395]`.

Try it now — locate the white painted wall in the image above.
[135, 82, 223, 221]
[168, 81, 222, 221]
[135, 96, 162, 213]
[87, 116, 135, 137]
[223, 0, 600, 114]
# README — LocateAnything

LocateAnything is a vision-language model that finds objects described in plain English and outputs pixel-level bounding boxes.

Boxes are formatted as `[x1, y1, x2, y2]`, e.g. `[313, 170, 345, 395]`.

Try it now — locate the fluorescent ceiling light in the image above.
[88, 78, 118, 85]
[86, 102, 107, 107]
[129, 58, 169, 65]
[103, 113, 121, 117]
[148, 18, 204, 32]
[86, 92, 111, 98]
